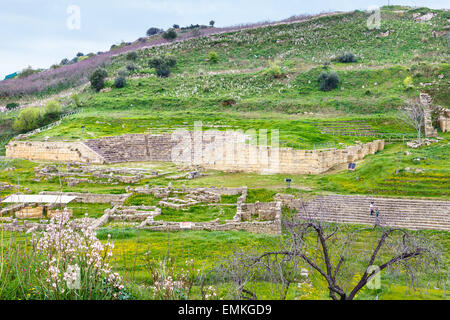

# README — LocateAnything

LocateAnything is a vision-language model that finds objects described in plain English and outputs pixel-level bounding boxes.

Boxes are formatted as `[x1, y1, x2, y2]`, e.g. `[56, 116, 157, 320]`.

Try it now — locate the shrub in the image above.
[118, 68, 129, 77]
[149, 55, 177, 78]
[263, 60, 283, 78]
[336, 52, 358, 63]
[89, 68, 108, 91]
[18, 66, 40, 79]
[208, 51, 219, 63]
[114, 76, 127, 88]
[149, 56, 165, 69]
[403, 76, 413, 87]
[5, 102, 19, 110]
[165, 55, 177, 67]
[13, 107, 42, 132]
[126, 51, 138, 61]
[146, 27, 163, 36]
[173, 24, 180, 29]
[155, 64, 171, 77]
[162, 29, 177, 41]
[126, 63, 137, 72]
[318, 71, 339, 91]
[76, 52, 84, 57]
[71, 94, 84, 108]
[60, 58, 69, 65]
[44, 100, 62, 118]
[32, 211, 126, 300]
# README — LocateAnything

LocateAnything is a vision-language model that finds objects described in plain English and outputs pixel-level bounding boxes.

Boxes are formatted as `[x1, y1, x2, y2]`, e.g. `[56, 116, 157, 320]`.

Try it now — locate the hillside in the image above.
[0, 7, 448, 148]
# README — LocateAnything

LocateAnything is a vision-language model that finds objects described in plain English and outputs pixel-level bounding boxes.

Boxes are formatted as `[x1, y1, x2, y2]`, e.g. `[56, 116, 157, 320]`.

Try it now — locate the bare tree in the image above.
[216, 203, 442, 300]
[399, 99, 426, 143]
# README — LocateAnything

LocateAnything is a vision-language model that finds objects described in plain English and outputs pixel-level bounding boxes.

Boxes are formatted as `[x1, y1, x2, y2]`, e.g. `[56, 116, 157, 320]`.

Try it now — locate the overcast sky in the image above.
[0, 0, 448, 79]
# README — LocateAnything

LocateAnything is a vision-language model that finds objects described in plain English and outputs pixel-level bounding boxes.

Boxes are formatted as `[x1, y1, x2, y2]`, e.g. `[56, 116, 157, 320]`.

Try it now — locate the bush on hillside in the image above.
[162, 29, 177, 41]
[318, 71, 339, 91]
[126, 51, 138, 61]
[146, 27, 163, 36]
[89, 68, 108, 92]
[336, 52, 358, 63]
[5, 102, 19, 110]
[155, 64, 171, 77]
[18, 66, 40, 79]
[44, 100, 62, 119]
[114, 76, 127, 88]
[149, 55, 177, 78]
[71, 94, 84, 108]
[403, 76, 413, 88]
[118, 68, 129, 77]
[165, 55, 177, 67]
[208, 51, 219, 63]
[13, 107, 42, 132]
[126, 63, 137, 72]
[263, 60, 283, 79]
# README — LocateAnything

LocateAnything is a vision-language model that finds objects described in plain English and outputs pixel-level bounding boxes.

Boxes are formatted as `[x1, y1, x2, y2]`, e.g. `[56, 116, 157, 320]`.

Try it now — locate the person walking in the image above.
[370, 201, 375, 216]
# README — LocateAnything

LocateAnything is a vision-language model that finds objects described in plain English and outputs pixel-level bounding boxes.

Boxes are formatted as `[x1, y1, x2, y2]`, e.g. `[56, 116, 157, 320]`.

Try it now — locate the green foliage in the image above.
[263, 60, 283, 79]
[403, 76, 413, 88]
[336, 52, 358, 63]
[318, 71, 339, 91]
[70, 94, 84, 108]
[162, 29, 177, 41]
[149, 55, 177, 78]
[208, 51, 219, 63]
[114, 76, 127, 88]
[126, 51, 138, 61]
[44, 100, 62, 116]
[146, 27, 163, 36]
[126, 63, 137, 72]
[5, 102, 19, 110]
[18, 66, 40, 79]
[89, 68, 108, 92]
[13, 107, 42, 132]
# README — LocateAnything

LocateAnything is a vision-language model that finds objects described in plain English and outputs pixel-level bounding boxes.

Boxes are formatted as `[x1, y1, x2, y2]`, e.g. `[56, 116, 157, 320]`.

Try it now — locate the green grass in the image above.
[101, 225, 448, 300]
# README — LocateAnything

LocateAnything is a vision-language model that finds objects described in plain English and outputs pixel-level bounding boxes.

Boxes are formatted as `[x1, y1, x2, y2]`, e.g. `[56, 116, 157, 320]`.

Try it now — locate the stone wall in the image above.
[438, 109, 450, 133]
[6, 132, 385, 175]
[6, 141, 105, 163]
[15, 206, 43, 219]
[138, 219, 281, 234]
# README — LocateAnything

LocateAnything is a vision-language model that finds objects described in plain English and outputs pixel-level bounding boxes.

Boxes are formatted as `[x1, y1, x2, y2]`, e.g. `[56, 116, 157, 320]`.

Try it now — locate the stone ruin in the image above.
[126, 184, 222, 209]
[6, 131, 385, 175]
[125, 184, 282, 234]
[438, 108, 450, 133]
[105, 205, 161, 222]
[0, 181, 32, 193]
[33, 163, 161, 186]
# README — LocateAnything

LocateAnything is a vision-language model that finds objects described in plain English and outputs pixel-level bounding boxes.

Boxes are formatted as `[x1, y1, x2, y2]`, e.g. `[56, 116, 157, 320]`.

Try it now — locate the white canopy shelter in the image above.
[1, 194, 77, 204]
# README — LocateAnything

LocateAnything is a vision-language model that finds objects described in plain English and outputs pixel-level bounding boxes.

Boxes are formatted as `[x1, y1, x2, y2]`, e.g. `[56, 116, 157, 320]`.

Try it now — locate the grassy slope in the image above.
[13, 7, 447, 150]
